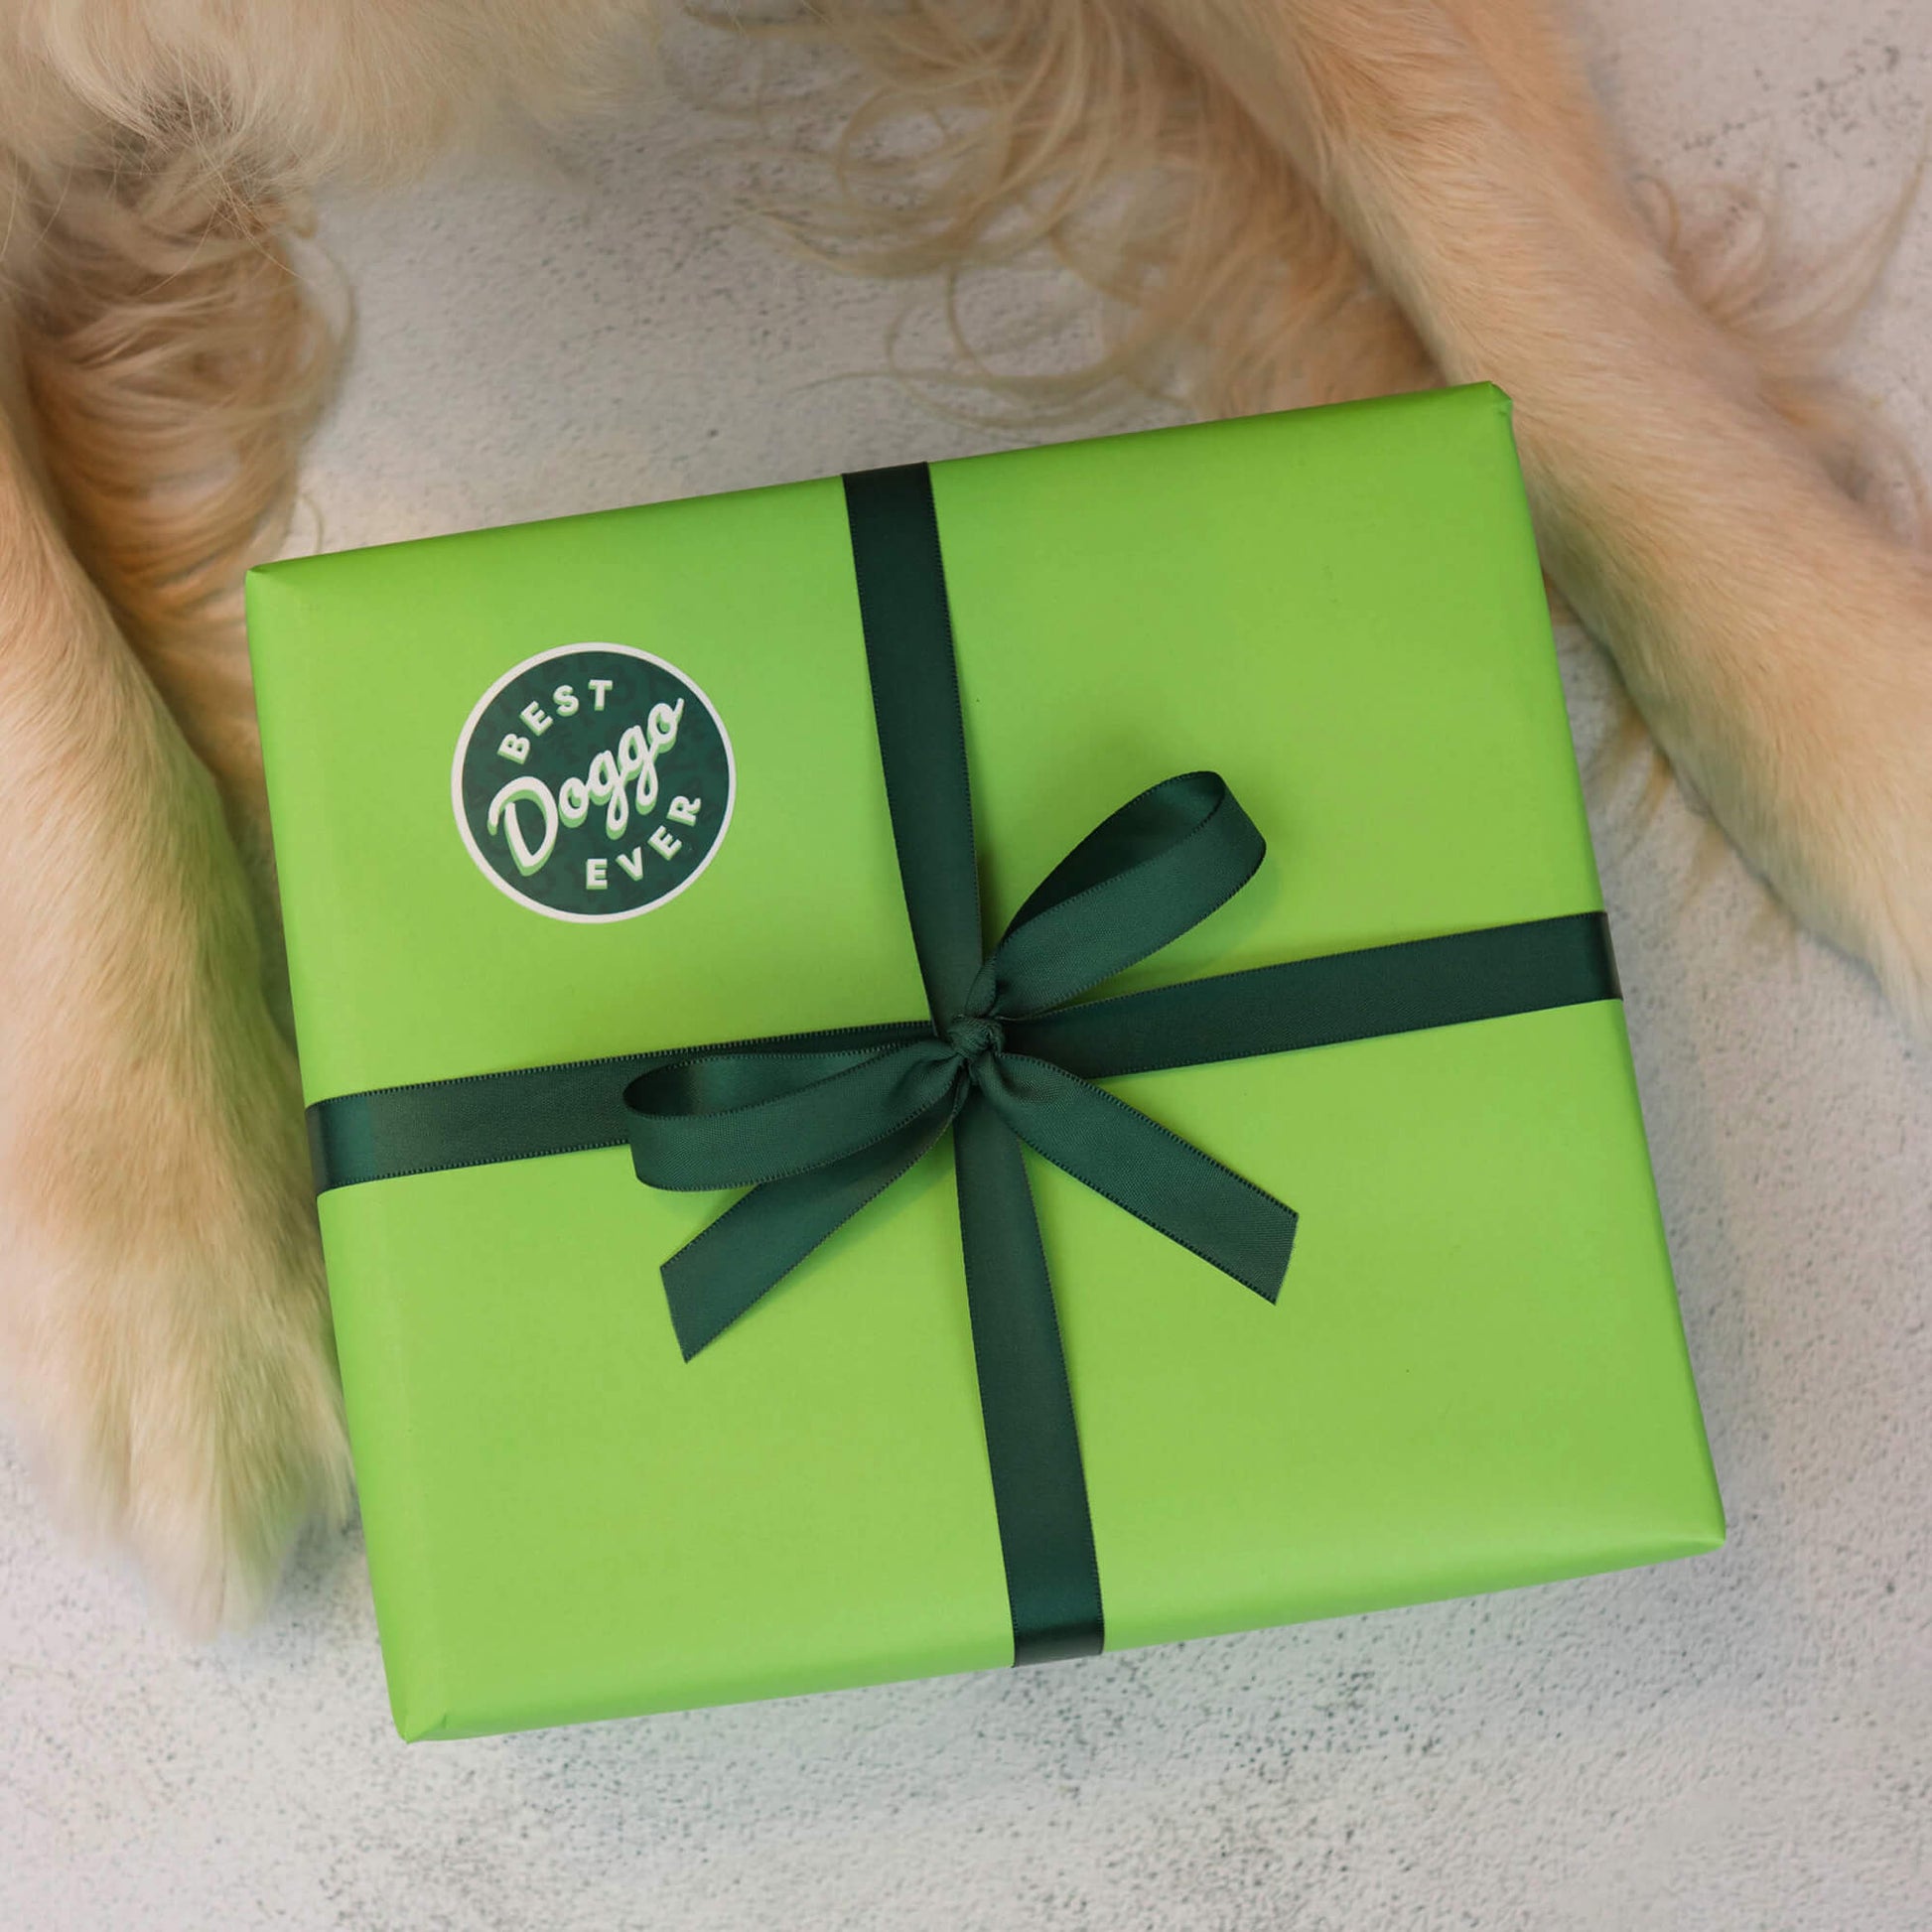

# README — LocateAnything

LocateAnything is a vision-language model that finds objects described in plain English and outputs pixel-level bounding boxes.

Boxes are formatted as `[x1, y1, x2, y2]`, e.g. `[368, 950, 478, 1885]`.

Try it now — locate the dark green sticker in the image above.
[453, 643, 734, 921]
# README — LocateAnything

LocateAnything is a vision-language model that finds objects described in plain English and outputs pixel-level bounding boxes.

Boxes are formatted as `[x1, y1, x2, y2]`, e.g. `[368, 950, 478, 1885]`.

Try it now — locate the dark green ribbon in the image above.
[306, 461, 1622, 1668]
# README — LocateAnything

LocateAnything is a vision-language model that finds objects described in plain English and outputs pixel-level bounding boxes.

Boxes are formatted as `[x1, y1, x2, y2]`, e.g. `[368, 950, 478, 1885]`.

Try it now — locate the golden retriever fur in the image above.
[0, 0, 1926, 1628]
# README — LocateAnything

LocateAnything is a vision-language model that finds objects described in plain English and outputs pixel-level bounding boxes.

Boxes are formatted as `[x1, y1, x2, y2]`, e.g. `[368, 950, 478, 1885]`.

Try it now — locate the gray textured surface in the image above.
[5, 3, 1931, 1926]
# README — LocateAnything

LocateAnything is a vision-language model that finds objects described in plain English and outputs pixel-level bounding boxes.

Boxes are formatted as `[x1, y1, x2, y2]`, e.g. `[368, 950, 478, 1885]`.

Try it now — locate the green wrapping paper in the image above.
[247, 384, 1723, 1740]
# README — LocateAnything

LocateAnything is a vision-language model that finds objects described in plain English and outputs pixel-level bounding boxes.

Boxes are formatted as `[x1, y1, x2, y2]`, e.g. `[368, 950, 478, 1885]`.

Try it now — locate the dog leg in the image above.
[0, 337, 346, 1632]
[15, 151, 337, 826]
[741, 0, 1443, 415]
[0, 0, 677, 1622]
[1133, 0, 1932, 1023]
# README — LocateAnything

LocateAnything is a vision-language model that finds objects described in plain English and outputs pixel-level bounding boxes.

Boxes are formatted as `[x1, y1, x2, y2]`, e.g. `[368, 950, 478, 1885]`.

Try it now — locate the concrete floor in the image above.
[4, 2, 1930, 1926]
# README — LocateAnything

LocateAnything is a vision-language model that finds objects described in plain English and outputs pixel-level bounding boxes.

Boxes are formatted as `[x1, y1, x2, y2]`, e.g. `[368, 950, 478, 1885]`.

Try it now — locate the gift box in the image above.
[247, 384, 1723, 1740]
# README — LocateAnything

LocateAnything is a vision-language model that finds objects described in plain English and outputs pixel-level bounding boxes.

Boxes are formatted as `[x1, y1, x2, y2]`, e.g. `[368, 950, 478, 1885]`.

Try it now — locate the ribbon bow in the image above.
[623, 769, 1298, 1360]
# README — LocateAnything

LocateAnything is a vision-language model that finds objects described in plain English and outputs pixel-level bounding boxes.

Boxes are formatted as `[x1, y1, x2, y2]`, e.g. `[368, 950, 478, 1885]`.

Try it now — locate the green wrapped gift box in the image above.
[247, 383, 1723, 1741]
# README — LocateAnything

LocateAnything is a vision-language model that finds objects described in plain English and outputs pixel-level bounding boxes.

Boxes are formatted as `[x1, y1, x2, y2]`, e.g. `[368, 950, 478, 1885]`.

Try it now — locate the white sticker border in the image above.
[451, 640, 737, 925]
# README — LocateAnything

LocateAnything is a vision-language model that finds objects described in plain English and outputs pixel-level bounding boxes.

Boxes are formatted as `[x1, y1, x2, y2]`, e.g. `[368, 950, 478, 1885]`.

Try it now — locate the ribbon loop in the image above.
[625, 1036, 959, 1191]
[981, 772, 1267, 1020]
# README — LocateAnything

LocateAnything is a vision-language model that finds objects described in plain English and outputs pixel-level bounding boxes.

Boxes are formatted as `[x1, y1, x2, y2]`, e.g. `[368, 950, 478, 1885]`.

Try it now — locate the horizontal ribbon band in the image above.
[304, 459, 1621, 1669]
[308, 913, 1618, 1195]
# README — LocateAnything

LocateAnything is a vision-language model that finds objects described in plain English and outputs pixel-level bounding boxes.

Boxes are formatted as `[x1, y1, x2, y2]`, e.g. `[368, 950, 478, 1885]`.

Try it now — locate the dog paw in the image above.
[0, 1015, 349, 1635]
[1608, 503, 1932, 1035]
[1770, 579, 1932, 1033]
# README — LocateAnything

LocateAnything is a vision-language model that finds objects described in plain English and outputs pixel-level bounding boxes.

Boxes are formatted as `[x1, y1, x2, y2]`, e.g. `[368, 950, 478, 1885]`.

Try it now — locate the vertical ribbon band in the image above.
[848, 464, 1107, 1660]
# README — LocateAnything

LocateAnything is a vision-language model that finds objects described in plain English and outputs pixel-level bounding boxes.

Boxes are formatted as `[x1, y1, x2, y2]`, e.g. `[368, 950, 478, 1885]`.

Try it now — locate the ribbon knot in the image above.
[946, 1014, 1005, 1063]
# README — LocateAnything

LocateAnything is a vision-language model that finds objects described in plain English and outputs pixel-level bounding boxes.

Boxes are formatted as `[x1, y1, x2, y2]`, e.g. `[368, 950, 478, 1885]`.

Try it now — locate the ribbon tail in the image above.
[979, 1053, 1297, 1302]
[952, 1093, 1105, 1664]
[664, 1104, 952, 1359]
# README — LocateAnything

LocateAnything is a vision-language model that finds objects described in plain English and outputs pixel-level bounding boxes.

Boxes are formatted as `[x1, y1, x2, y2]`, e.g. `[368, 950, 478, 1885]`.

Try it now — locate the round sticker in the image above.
[452, 642, 735, 921]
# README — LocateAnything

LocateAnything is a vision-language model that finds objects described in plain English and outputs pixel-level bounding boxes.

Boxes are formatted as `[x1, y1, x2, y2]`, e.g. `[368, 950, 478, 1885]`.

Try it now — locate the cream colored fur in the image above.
[0, 0, 1925, 1626]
